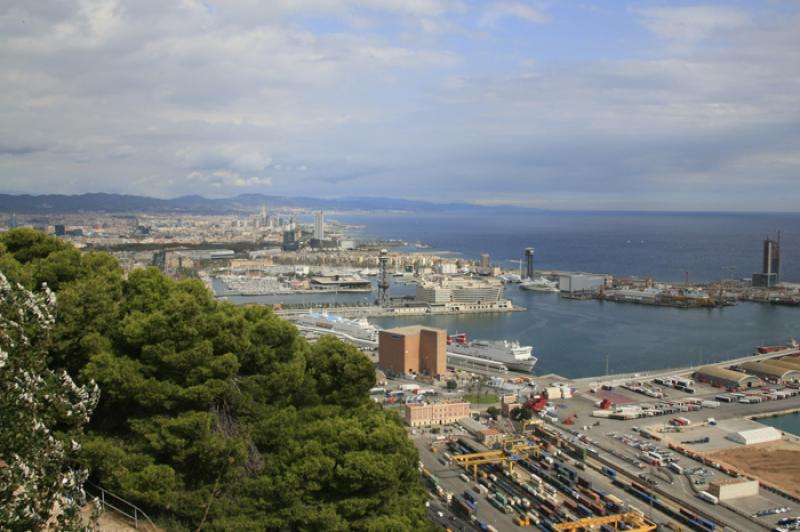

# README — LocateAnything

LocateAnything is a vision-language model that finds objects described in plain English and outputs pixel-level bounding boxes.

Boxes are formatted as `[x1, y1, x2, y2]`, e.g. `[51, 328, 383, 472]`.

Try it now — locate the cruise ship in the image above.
[295, 312, 379, 342]
[447, 333, 537, 373]
[520, 277, 559, 292]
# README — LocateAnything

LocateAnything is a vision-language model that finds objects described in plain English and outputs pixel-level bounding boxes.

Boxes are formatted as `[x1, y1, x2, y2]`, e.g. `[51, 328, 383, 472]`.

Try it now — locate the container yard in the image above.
[408, 341, 800, 531]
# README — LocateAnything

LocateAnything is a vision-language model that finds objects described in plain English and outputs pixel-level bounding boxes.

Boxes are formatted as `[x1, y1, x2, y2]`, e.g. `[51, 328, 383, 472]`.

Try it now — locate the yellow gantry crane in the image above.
[450, 451, 509, 480]
[450, 437, 543, 480]
[552, 512, 657, 532]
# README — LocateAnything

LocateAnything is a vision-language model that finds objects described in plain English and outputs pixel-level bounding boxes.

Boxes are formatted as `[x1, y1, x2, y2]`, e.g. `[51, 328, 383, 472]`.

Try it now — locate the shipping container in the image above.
[601, 466, 617, 478]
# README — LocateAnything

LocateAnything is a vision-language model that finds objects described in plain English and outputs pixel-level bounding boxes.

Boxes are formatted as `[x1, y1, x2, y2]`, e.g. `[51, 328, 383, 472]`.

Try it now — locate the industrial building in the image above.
[558, 273, 607, 294]
[726, 426, 782, 445]
[404, 401, 470, 427]
[694, 366, 763, 389]
[739, 361, 800, 383]
[378, 326, 447, 377]
[708, 479, 759, 501]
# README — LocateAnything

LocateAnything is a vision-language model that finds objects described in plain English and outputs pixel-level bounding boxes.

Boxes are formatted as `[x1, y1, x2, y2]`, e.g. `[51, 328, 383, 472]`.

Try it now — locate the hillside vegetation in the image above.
[0, 229, 431, 531]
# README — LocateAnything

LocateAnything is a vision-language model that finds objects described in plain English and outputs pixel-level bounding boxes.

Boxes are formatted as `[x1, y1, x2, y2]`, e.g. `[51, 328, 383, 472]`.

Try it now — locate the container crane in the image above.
[552, 512, 657, 531]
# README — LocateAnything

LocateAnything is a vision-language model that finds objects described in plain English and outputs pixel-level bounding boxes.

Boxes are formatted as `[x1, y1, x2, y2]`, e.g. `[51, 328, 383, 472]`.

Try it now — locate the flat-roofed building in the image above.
[558, 273, 608, 294]
[709, 479, 759, 500]
[739, 361, 800, 383]
[405, 401, 470, 427]
[694, 366, 762, 389]
[378, 326, 447, 377]
[309, 275, 372, 292]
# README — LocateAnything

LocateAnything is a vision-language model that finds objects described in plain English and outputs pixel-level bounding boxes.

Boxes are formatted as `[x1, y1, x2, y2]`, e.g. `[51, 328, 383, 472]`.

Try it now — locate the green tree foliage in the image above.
[510, 406, 532, 422]
[0, 229, 433, 531]
[0, 272, 99, 530]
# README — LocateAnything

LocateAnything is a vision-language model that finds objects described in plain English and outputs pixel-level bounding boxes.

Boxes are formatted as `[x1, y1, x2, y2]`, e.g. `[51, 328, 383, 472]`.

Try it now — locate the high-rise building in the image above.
[9, 212, 17, 228]
[259, 205, 269, 227]
[54, 224, 66, 236]
[282, 229, 298, 251]
[752, 234, 781, 288]
[525, 247, 535, 279]
[478, 252, 491, 275]
[314, 211, 325, 240]
[763, 237, 780, 281]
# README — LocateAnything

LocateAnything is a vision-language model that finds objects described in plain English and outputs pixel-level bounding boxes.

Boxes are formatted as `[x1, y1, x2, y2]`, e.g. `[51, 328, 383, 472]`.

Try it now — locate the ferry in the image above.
[520, 277, 559, 293]
[447, 333, 537, 373]
[294, 311, 379, 342]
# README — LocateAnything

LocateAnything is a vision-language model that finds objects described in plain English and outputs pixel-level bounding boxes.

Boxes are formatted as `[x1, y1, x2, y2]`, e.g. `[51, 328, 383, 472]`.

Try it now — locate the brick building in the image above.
[405, 401, 470, 427]
[378, 326, 447, 377]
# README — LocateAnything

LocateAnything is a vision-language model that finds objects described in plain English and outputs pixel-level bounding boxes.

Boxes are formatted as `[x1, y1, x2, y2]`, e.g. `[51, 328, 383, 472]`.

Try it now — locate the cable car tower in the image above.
[378, 249, 390, 306]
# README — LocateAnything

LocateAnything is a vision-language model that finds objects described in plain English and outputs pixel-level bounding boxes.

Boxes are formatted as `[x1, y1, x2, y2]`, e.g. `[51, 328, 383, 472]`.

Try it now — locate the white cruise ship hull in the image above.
[448, 344, 537, 373]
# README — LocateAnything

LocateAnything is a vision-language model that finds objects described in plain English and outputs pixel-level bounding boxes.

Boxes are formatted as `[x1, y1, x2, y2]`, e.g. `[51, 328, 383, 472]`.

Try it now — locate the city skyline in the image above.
[2, 1, 799, 211]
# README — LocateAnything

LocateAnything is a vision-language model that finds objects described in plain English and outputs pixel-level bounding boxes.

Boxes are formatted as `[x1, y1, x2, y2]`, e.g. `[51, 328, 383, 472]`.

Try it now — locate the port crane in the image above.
[552, 512, 657, 531]
[451, 438, 542, 480]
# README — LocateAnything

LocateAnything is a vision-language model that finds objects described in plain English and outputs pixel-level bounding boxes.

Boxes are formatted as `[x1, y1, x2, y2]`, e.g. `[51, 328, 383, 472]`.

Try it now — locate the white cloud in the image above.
[176, 145, 272, 173]
[637, 5, 748, 44]
[0, 1, 798, 209]
[479, 1, 549, 27]
[187, 169, 272, 188]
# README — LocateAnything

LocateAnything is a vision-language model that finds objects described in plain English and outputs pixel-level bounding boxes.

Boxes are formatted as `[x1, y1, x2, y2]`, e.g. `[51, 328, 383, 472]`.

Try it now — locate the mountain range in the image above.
[0, 193, 527, 214]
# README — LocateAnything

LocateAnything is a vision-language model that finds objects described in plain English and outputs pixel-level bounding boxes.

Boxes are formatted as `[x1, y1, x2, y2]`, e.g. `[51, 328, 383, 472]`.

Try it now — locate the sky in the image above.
[1, 0, 799, 211]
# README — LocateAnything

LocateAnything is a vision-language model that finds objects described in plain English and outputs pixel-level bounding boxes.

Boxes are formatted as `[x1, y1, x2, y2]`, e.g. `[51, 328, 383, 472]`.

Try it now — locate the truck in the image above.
[697, 491, 719, 505]
[668, 462, 684, 475]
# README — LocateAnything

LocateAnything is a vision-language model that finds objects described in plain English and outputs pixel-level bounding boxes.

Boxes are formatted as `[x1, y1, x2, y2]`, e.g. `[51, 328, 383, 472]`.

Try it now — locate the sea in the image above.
[759, 412, 800, 438]
[226, 210, 800, 379]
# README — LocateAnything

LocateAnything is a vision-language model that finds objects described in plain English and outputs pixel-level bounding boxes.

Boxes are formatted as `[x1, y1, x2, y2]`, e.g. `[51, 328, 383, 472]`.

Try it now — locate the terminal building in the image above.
[378, 326, 447, 377]
[413, 277, 512, 312]
[694, 366, 762, 389]
[309, 275, 372, 292]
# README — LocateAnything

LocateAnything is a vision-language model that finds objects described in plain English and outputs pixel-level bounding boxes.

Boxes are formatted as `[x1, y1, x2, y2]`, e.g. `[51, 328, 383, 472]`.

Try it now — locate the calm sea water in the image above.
[760, 412, 800, 437]
[228, 210, 800, 378]
[336, 211, 800, 283]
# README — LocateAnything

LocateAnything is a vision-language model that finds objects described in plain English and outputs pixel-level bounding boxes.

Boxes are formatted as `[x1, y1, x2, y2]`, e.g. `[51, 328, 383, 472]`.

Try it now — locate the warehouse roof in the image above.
[695, 365, 761, 384]
[739, 361, 800, 380]
[727, 426, 783, 445]
[766, 358, 800, 371]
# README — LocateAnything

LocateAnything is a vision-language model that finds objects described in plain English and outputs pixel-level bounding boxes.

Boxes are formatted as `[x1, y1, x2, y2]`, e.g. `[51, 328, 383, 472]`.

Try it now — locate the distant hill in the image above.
[0, 192, 530, 214]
